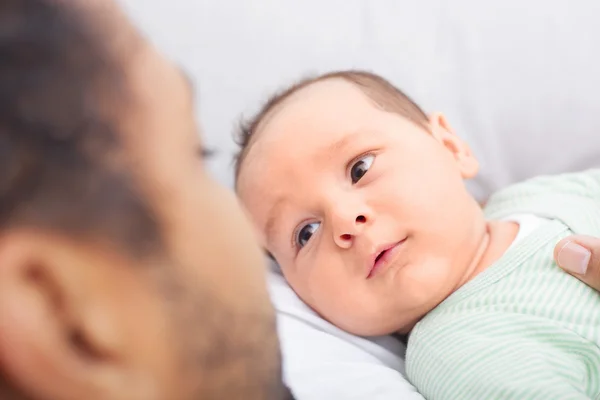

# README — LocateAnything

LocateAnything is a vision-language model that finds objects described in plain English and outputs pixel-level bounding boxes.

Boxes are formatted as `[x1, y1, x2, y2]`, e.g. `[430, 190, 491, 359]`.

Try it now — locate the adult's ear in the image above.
[0, 230, 163, 400]
[428, 112, 479, 179]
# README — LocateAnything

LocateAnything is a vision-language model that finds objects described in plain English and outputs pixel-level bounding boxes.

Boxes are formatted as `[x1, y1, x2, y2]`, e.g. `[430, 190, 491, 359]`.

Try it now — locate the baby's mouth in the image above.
[367, 239, 406, 279]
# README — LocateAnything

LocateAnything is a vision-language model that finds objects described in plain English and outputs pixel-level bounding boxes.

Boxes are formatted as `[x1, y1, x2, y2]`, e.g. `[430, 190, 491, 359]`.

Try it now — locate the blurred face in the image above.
[119, 38, 280, 398]
[238, 79, 485, 335]
[0, 2, 282, 400]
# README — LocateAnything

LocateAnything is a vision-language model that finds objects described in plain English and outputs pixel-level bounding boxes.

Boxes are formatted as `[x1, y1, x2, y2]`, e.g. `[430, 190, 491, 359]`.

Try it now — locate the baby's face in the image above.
[238, 79, 485, 335]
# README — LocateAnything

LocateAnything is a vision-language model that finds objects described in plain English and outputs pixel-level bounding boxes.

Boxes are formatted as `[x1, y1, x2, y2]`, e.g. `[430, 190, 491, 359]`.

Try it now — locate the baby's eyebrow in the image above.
[300, 131, 365, 168]
[264, 197, 285, 246]
[325, 133, 355, 155]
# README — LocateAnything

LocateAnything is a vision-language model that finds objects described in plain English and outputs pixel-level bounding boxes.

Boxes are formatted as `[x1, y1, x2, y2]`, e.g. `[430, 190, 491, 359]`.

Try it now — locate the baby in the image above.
[235, 70, 600, 399]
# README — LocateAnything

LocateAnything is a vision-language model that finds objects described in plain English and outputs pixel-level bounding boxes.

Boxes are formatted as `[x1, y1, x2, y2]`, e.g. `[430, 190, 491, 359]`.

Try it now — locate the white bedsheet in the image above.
[269, 270, 424, 399]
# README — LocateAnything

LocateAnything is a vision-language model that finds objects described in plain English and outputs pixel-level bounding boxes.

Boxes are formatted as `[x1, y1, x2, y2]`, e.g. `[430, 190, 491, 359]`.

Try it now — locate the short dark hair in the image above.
[0, 0, 162, 257]
[234, 70, 429, 184]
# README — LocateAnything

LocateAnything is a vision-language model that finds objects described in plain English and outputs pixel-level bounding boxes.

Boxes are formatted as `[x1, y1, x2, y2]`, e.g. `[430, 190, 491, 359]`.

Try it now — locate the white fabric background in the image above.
[121, 0, 600, 200]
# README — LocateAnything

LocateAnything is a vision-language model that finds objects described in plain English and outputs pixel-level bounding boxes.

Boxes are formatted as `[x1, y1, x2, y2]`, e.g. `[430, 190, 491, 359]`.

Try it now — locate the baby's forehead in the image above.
[247, 81, 377, 157]
[237, 79, 390, 206]
[240, 80, 383, 174]
[259, 79, 377, 133]
[237, 78, 385, 181]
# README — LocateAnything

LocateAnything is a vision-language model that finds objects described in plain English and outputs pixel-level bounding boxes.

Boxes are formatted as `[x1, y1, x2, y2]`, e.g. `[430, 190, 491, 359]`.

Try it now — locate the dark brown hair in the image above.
[234, 70, 429, 185]
[0, 0, 161, 257]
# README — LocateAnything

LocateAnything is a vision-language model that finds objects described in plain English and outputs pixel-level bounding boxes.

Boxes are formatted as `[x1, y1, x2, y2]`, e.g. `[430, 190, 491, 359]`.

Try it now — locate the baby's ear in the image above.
[428, 112, 479, 179]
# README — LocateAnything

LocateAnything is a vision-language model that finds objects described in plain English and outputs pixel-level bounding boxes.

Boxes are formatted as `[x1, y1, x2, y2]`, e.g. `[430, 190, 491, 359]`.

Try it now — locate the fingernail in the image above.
[557, 241, 591, 275]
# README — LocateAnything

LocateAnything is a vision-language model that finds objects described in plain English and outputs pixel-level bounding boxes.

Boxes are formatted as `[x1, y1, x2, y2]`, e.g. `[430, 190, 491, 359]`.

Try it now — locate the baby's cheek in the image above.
[310, 277, 359, 311]
[396, 263, 450, 311]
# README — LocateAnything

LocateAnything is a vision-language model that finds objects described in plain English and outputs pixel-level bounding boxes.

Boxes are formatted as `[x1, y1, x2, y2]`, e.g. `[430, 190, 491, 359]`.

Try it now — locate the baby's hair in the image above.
[234, 70, 429, 186]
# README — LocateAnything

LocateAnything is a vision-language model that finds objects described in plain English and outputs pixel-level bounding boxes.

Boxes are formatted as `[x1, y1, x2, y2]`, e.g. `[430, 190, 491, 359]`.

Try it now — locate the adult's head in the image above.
[0, 1, 284, 399]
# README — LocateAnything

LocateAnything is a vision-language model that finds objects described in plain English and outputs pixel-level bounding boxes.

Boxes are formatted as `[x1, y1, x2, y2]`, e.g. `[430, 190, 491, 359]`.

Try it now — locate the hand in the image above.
[554, 235, 600, 291]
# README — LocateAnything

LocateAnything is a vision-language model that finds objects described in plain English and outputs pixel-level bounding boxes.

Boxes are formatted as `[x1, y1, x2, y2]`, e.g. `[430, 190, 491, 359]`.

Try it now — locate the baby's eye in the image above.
[296, 222, 321, 249]
[350, 154, 375, 184]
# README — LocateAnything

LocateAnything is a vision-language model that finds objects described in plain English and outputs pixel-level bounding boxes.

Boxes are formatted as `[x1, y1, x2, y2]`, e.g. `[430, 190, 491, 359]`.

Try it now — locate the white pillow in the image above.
[268, 268, 424, 399]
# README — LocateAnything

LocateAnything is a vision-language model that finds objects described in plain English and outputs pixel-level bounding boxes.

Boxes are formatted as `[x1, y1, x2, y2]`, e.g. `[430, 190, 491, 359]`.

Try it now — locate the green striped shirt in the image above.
[406, 169, 600, 400]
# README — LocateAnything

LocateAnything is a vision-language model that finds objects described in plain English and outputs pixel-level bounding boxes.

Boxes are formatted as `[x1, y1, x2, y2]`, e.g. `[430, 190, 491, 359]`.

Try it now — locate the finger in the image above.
[554, 235, 600, 291]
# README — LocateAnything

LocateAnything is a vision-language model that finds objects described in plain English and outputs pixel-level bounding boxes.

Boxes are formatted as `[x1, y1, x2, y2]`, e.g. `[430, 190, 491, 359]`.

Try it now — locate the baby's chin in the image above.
[337, 313, 422, 337]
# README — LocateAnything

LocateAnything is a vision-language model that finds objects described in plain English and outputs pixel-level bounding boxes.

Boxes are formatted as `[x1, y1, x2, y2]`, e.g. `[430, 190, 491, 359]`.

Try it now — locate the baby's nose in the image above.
[333, 214, 368, 248]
